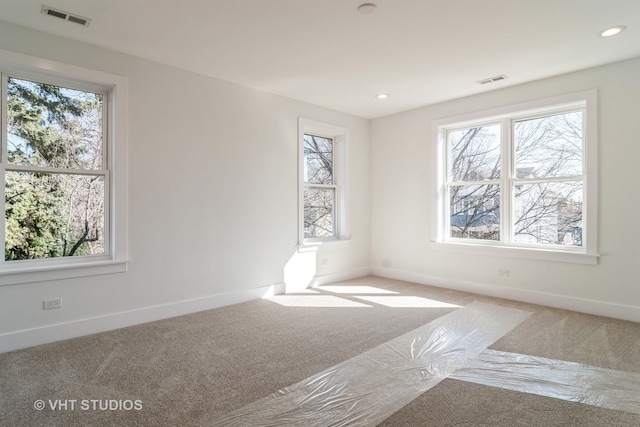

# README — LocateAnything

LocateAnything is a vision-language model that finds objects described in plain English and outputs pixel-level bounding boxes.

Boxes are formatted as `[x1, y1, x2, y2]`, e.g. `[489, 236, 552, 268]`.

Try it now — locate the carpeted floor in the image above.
[1, 276, 640, 426]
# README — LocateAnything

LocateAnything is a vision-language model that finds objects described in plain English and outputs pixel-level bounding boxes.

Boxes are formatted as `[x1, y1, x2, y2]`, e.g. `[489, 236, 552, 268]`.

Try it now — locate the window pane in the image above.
[448, 125, 501, 182]
[7, 77, 103, 170]
[514, 111, 582, 178]
[513, 181, 582, 246]
[304, 187, 335, 238]
[450, 184, 500, 240]
[304, 134, 333, 185]
[5, 172, 105, 260]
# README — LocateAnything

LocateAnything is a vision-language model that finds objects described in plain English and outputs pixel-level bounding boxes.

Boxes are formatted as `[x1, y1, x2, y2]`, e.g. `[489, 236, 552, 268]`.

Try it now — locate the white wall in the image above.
[371, 57, 640, 321]
[0, 22, 371, 351]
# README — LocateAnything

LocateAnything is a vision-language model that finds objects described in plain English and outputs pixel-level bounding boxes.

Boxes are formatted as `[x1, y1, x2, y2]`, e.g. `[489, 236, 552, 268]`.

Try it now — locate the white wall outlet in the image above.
[498, 268, 510, 277]
[43, 298, 62, 310]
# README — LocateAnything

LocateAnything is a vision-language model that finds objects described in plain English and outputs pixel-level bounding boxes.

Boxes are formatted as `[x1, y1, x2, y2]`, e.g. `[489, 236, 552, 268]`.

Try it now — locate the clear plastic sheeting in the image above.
[452, 349, 640, 415]
[210, 302, 531, 426]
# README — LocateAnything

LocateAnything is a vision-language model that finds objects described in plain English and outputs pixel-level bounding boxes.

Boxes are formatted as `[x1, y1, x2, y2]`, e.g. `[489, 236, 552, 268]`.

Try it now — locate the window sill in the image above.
[0, 260, 128, 286]
[298, 239, 351, 252]
[431, 241, 599, 265]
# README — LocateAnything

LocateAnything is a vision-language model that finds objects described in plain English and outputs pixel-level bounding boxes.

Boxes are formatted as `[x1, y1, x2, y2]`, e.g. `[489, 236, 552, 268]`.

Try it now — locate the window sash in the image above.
[303, 184, 336, 239]
[448, 183, 501, 241]
[1, 71, 111, 264]
[303, 134, 334, 186]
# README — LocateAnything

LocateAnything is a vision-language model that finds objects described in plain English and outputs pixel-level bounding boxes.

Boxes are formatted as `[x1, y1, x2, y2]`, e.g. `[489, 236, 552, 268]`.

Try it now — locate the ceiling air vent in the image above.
[41, 5, 91, 27]
[477, 75, 508, 85]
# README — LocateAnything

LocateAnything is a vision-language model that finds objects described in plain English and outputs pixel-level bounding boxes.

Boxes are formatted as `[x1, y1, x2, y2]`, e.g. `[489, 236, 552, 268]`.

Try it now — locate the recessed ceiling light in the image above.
[357, 3, 377, 15]
[375, 93, 389, 99]
[598, 25, 627, 37]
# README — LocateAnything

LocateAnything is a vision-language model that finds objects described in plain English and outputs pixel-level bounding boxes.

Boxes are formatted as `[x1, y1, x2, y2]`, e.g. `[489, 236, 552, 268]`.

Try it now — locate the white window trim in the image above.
[298, 118, 350, 250]
[432, 91, 598, 265]
[0, 49, 128, 285]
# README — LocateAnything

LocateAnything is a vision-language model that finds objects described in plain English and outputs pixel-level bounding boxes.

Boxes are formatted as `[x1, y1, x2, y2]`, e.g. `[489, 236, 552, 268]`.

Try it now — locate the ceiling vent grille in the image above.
[41, 5, 91, 27]
[477, 75, 508, 85]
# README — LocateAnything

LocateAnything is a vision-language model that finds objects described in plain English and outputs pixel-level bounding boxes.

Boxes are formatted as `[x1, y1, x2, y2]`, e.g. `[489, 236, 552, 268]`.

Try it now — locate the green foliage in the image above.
[5, 77, 104, 260]
[5, 173, 66, 260]
[7, 79, 100, 168]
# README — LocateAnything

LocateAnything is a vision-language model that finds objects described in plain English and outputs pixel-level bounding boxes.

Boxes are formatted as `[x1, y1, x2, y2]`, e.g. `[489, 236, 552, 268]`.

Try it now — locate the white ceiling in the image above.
[0, 0, 638, 119]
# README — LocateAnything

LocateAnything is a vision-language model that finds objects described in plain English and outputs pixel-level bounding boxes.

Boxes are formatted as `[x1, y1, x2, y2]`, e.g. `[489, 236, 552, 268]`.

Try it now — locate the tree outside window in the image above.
[5, 76, 106, 260]
[445, 109, 584, 248]
[303, 134, 335, 239]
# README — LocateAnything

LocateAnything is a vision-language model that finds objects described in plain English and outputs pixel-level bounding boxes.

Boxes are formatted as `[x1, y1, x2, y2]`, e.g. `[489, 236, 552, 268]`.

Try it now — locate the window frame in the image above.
[303, 133, 337, 238]
[0, 49, 128, 285]
[432, 91, 598, 265]
[298, 118, 349, 247]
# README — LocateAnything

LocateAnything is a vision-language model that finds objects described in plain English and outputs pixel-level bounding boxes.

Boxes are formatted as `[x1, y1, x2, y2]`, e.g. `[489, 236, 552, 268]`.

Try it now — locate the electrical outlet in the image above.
[43, 298, 62, 310]
[498, 268, 510, 277]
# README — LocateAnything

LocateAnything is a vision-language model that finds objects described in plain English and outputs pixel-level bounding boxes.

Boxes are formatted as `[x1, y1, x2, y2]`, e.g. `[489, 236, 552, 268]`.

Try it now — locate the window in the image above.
[434, 91, 598, 264]
[299, 118, 348, 244]
[0, 50, 127, 284]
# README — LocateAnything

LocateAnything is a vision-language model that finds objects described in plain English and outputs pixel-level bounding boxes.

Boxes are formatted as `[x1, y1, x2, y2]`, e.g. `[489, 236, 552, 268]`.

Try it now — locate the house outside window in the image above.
[434, 91, 598, 264]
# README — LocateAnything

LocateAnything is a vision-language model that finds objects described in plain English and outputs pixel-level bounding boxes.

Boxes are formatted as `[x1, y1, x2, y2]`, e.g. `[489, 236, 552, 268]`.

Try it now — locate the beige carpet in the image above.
[1, 276, 640, 426]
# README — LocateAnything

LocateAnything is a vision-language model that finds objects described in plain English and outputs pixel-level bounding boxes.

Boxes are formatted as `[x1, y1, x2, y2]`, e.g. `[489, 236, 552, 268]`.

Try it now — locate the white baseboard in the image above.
[6, 264, 636, 353]
[0, 283, 284, 353]
[1, 267, 371, 354]
[372, 266, 640, 323]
